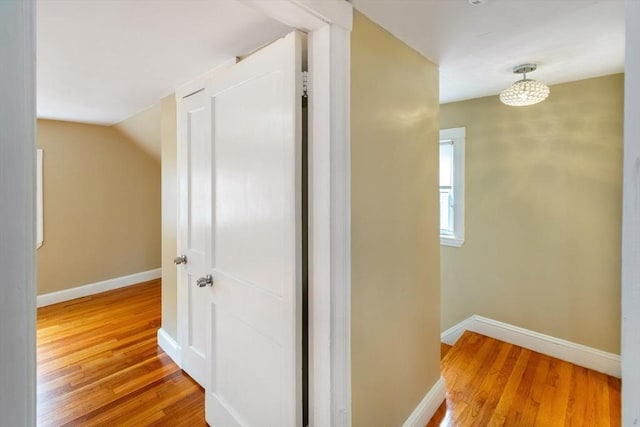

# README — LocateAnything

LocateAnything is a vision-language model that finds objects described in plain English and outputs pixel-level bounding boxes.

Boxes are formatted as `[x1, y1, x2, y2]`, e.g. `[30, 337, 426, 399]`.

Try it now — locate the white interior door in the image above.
[204, 31, 303, 427]
[177, 87, 211, 387]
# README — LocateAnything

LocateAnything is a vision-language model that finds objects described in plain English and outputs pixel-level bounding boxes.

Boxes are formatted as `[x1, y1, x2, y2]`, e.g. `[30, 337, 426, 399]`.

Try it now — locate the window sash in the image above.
[439, 141, 455, 235]
[439, 127, 465, 247]
[439, 187, 454, 235]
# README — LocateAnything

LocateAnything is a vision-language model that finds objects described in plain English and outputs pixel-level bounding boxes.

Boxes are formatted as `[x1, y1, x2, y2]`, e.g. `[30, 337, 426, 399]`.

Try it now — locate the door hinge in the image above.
[302, 71, 309, 98]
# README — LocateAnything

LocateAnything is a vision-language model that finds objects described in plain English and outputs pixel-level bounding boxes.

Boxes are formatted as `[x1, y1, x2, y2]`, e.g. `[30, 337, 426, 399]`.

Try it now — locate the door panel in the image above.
[209, 306, 283, 425]
[205, 31, 303, 427]
[187, 107, 209, 253]
[177, 89, 211, 387]
[212, 71, 291, 297]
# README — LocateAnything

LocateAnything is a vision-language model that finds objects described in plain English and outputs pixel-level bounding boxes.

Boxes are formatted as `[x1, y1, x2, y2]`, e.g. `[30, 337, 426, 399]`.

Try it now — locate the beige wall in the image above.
[351, 11, 441, 426]
[160, 95, 178, 339]
[440, 74, 623, 354]
[37, 119, 161, 295]
[113, 104, 162, 162]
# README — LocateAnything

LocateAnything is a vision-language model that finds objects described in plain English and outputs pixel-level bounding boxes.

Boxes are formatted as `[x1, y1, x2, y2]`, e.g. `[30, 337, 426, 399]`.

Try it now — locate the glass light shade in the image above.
[500, 78, 550, 106]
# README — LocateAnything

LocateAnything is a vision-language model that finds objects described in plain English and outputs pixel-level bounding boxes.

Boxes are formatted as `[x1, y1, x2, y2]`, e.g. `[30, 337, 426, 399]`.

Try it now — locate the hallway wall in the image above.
[351, 11, 441, 426]
[37, 119, 161, 295]
[440, 74, 624, 353]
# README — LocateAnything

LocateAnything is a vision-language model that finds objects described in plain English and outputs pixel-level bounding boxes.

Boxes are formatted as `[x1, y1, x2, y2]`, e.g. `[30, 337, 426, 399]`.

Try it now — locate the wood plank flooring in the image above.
[37, 279, 206, 426]
[37, 282, 621, 426]
[427, 331, 621, 427]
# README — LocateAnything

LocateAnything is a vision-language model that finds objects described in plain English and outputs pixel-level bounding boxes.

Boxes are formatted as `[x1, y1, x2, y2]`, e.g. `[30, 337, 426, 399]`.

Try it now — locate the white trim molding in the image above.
[622, 0, 640, 424]
[0, 0, 37, 423]
[37, 268, 161, 307]
[239, 0, 352, 32]
[36, 149, 43, 249]
[402, 377, 446, 427]
[440, 316, 476, 346]
[442, 315, 621, 378]
[307, 23, 352, 427]
[157, 328, 181, 367]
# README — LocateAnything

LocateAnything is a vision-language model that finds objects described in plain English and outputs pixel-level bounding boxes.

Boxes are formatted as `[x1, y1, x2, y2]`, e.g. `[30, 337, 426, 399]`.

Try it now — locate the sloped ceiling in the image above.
[37, 0, 290, 126]
[112, 104, 161, 161]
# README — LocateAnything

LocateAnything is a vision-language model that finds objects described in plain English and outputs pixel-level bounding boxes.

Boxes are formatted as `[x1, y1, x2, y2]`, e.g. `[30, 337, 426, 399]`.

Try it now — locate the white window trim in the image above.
[37, 149, 43, 249]
[440, 127, 465, 247]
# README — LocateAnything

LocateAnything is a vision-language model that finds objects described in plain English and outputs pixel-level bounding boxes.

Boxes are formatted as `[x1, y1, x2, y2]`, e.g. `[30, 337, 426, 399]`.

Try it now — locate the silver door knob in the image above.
[196, 274, 214, 287]
[174, 255, 187, 265]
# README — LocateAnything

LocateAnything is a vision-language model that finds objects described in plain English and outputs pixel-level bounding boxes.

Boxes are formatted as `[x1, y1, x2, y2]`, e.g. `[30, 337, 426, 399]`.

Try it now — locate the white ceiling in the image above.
[350, 0, 625, 104]
[38, 0, 626, 126]
[37, 0, 290, 125]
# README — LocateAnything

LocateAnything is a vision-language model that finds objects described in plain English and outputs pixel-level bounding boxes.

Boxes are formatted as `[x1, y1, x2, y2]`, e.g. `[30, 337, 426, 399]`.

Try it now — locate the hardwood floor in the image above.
[37, 279, 206, 426]
[37, 282, 621, 426]
[427, 331, 621, 427]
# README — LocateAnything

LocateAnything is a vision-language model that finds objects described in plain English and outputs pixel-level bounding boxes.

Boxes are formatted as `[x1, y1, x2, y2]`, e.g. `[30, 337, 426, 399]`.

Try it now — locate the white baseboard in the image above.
[37, 268, 161, 307]
[441, 315, 621, 378]
[402, 377, 446, 427]
[157, 328, 181, 367]
[440, 316, 475, 346]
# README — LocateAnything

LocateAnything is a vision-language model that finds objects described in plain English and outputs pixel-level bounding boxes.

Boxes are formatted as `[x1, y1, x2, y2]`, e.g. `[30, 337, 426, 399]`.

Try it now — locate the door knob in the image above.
[174, 255, 187, 265]
[196, 274, 214, 287]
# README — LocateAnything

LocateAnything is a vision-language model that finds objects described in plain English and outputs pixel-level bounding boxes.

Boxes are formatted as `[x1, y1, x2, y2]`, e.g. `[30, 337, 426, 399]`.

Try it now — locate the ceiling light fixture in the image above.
[499, 63, 550, 106]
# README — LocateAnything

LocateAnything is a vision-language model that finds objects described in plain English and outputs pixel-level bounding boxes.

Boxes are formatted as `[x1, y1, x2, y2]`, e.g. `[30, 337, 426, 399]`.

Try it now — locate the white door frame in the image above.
[238, 2, 353, 425]
[622, 1, 640, 425]
[306, 21, 352, 427]
[0, 0, 37, 425]
[175, 1, 354, 425]
[181, 1, 353, 424]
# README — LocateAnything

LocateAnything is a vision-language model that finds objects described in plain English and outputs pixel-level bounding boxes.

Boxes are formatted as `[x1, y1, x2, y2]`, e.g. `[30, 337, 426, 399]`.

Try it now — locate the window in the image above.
[439, 127, 465, 247]
[37, 148, 43, 249]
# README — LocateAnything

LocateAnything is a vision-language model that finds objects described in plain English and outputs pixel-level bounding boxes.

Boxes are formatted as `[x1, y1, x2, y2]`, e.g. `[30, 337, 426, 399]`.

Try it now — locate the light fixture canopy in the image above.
[500, 63, 550, 106]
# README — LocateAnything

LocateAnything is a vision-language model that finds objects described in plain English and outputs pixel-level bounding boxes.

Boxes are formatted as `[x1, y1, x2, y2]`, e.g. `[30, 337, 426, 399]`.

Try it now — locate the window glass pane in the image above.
[439, 128, 464, 245]
[440, 188, 453, 234]
[439, 143, 453, 187]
